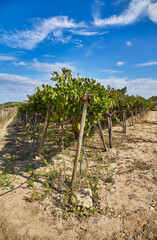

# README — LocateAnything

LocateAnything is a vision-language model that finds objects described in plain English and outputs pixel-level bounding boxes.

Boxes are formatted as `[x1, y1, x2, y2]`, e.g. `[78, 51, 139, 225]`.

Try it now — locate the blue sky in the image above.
[0, 0, 157, 103]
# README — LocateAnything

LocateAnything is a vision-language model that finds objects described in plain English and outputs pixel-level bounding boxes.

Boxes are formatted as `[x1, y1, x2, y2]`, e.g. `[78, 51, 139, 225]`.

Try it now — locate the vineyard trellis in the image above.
[18, 68, 153, 191]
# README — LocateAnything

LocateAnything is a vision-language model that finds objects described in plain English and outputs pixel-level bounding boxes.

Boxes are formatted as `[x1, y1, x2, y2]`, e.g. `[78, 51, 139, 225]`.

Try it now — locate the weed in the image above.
[95, 153, 106, 162]
[32, 172, 40, 181]
[62, 205, 105, 219]
[43, 158, 49, 166]
[3, 166, 14, 174]
[0, 174, 14, 189]
[27, 162, 60, 202]
[29, 189, 51, 202]
[45, 168, 58, 181]
[86, 151, 94, 158]
[27, 164, 34, 173]
[63, 191, 78, 208]
[105, 168, 115, 184]
[118, 144, 126, 149]
[27, 179, 34, 188]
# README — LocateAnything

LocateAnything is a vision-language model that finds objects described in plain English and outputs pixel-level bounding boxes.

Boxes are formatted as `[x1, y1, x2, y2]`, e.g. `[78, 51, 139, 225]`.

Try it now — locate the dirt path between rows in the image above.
[0, 111, 157, 240]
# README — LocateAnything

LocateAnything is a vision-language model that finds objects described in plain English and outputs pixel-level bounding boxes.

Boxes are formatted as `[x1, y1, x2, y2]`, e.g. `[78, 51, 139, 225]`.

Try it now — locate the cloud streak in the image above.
[0, 16, 85, 50]
[136, 61, 157, 67]
[13, 61, 27, 66]
[147, 2, 157, 23]
[99, 69, 123, 73]
[0, 73, 42, 85]
[0, 15, 106, 50]
[92, 0, 152, 26]
[29, 59, 75, 73]
[69, 29, 99, 36]
[0, 55, 17, 61]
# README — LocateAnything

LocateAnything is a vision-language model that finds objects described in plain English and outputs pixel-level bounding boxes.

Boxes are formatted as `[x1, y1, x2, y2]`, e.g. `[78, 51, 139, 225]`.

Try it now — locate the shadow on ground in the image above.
[0, 115, 76, 179]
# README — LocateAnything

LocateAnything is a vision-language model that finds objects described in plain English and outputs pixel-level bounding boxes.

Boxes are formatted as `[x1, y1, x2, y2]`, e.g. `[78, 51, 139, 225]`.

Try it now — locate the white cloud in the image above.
[127, 78, 157, 97]
[96, 76, 127, 89]
[13, 61, 27, 66]
[30, 59, 75, 73]
[0, 73, 44, 103]
[93, 0, 151, 26]
[11, 58, 75, 73]
[43, 54, 55, 58]
[73, 39, 83, 48]
[0, 73, 42, 85]
[0, 55, 16, 61]
[99, 69, 123, 73]
[126, 41, 132, 46]
[91, 0, 105, 21]
[0, 72, 47, 103]
[97, 31, 109, 35]
[52, 29, 72, 43]
[147, 2, 157, 23]
[113, 0, 128, 6]
[69, 29, 99, 36]
[0, 16, 85, 50]
[117, 61, 126, 66]
[136, 61, 157, 67]
[96, 76, 157, 97]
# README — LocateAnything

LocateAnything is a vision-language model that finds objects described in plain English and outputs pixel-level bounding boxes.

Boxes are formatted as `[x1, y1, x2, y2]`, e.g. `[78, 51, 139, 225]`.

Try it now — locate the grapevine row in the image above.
[18, 68, 152, 155]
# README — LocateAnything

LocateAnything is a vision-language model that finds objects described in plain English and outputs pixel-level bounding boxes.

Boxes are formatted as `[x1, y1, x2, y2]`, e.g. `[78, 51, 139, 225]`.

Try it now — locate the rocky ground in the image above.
[0, 111, 157, 240]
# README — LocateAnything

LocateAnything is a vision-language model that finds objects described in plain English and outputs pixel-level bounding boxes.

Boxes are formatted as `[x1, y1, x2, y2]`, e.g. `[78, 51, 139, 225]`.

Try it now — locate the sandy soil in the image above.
[0, 111, 157, 240]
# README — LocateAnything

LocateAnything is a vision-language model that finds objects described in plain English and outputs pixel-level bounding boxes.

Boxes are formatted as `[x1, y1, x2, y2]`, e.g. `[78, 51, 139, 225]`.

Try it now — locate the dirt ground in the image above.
[0, 111, 157, 240]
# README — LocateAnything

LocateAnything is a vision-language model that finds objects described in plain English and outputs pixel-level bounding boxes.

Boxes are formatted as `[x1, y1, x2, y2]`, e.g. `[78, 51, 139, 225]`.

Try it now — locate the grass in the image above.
[86, 151, 94, 158]
[105, 168, 115, 184]
[29, 189, 51, 202]
[26, 161, 61, 202]
[0, 173, 14, 189]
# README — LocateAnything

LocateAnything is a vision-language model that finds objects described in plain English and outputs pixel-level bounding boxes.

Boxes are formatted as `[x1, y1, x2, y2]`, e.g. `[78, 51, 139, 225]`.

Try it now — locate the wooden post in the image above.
[97, 120, 108, 151]
[37, 104, 51, 156]
[107, 112, 113, 149]
[71, 93, 93, 191]
[122, 110, 126, 133]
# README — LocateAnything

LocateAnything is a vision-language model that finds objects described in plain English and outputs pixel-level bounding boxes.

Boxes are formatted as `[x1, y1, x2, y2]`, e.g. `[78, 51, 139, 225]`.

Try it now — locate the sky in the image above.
[0, 0, 157, 103]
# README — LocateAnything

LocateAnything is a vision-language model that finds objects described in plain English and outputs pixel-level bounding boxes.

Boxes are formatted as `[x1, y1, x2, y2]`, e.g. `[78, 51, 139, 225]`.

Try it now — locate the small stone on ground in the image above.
[76, 188, 93, 208]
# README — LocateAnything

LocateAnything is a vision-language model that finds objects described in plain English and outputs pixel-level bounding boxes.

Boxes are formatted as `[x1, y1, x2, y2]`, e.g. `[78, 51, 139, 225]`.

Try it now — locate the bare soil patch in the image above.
[0, 111, 157, 240]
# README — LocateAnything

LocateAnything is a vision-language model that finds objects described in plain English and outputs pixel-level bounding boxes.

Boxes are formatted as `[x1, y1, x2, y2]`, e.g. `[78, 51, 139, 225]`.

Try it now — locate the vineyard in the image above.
[0, 68, 157, 240]
[0, 107, 18, 132]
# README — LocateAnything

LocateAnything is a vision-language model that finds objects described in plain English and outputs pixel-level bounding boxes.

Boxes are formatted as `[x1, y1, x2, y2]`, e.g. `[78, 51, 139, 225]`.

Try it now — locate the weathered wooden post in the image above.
[97, 120, 108, 151]
[71, 93, 93, 191]
[106, 112, 114, 149]
[122, 110, 126, 133]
